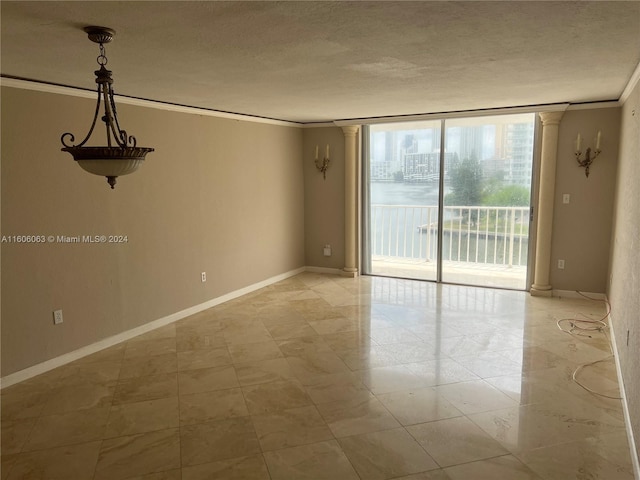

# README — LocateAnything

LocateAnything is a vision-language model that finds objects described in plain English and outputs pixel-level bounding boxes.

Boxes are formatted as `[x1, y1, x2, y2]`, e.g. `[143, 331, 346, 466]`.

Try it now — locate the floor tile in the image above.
[113, 373, 178, 405]
[360, 365, 427, 394]
[391, 470, 453, 480]
[177, 346, 232, 371]
[1, 455, 18, 480]
[468, 400, 625, 454]
[94, 428, 181, 480]
[182, 455, 270, 479]
[119, 352, 178, 379]
[334, 345, 402, 370]
[453, 351, 523, 378]
[224, 326, 273, 345]
[242, 379, 313, 414]
[125, 470, 182, 480]
[405, 358, 480, 386]
[263, 440, 360, 480]
[180, 417, 261, 466]
[179, 388, 248, 425]
[276, 336, 333, 357]
[286, 351, 351, 379]
[177, 365, 239, 395]
[251, 405, 333, 451]
[6, 441, 102, 480]
[176, 326, 226, 352]
[407, 416, 509, 467]
[338, 427, 439, 479]
[235, 357, 297, 386]
[266, 323, 317, 340]
[0, 273, 633, 480]
[308, 316, 361, 335]
[23, 406, 110, 451]
[516, 440, 635, 479]
[316, 397, 401, 437]
[1, 390, 48, 421]
[0, 418, 37, 455]
[55, 360, 122, 387]
[443, 454, 543, 480]
[369, 327, 423, 344]
[378, 342, 439, 364]
[42, 383, 116, 414]
[582, 430, 636, 475]
[124, 337, 177, 360]
[303, 371, 373, 404]
[377, 387, 463, 425]
[321, 331, 379, 350]
[434, 379, 518, 414]
[106, 397, 180, 438]
[228, 340, 283, 363]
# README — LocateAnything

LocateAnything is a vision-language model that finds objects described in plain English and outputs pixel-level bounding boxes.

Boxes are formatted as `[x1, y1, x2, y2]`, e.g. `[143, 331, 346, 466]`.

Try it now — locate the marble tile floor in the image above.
[1, 273, 635, 479]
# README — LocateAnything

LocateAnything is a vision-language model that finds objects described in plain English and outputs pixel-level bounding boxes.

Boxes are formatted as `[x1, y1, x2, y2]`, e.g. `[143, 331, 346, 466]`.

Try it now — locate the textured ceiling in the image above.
[2, 1, 639, 123]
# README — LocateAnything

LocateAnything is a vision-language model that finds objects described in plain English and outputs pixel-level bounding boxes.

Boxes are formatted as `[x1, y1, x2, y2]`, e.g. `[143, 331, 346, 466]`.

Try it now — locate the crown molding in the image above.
[620, 60, 640, 104]
[0, 77, 303, 128]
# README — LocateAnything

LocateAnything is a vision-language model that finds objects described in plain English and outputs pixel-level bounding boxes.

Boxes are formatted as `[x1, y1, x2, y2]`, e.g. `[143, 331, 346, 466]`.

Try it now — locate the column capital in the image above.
[341, 125, 360, 137]
[539, 111, 564, 126]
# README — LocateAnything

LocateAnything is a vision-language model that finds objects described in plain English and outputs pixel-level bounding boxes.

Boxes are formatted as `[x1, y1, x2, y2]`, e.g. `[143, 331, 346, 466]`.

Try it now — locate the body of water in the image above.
[368, 182, 529, 267]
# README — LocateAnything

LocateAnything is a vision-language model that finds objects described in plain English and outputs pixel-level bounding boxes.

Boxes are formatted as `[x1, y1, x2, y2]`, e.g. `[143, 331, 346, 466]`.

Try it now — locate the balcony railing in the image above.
[371, 205, 530, 268]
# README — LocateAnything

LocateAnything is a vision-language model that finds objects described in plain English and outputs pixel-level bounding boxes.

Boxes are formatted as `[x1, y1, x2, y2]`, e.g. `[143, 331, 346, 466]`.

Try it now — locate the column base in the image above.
[342, 268, 358, 278]
[530, 285, 553, 297]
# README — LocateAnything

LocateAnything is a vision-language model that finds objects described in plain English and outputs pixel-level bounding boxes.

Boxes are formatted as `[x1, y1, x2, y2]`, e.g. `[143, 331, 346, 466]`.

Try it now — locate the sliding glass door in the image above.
[363, 113, 536, 290]
[366, 121, 442, 281]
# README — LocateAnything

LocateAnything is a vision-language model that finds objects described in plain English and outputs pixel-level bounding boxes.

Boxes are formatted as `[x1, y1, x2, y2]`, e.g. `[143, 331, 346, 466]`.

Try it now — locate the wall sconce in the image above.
[314, 144, 330, 180]
[61, 26, 154, 189]
[574, 131, 601, 177]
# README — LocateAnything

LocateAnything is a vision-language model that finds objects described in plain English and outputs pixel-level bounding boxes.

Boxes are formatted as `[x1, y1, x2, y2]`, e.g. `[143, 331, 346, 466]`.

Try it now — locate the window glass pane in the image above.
[442, 113, 535, 288]
[368, 121, 441, 281]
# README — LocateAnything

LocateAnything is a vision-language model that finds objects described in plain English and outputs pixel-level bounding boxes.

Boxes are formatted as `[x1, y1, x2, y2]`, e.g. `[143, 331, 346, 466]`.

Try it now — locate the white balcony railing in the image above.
[371, 205, 530, 268]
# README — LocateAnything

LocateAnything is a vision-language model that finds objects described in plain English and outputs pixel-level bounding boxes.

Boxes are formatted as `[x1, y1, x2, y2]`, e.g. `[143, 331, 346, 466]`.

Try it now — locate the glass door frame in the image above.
[361, 113, 539, 291]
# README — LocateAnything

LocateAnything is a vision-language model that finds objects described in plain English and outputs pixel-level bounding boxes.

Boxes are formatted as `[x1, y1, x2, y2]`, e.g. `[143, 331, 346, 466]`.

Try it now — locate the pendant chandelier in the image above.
[61, 26, 154, 189]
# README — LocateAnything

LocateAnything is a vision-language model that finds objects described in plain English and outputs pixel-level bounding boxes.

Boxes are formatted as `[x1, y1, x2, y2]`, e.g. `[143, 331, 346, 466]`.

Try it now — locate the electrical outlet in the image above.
[201, 272, 207, 282]
[562, 194, 570, 204]
[53, 309, 63, 325]
[323, 244, 332, 256]
[557, 259, 565, 269]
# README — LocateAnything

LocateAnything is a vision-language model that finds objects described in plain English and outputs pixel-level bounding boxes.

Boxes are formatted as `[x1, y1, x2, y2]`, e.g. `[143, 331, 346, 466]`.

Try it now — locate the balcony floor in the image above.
[371, 257, 528, 290]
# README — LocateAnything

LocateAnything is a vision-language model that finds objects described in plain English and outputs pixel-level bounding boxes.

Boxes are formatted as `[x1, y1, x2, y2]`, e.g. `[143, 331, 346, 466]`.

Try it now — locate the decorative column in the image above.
[530, 111, 564, 296]
[342, 126, 360, 277]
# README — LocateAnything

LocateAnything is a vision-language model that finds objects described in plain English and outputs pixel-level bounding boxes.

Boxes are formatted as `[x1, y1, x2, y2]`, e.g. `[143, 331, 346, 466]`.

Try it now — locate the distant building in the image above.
[370, 117, 534, 185]
[403, 152, 456, 182]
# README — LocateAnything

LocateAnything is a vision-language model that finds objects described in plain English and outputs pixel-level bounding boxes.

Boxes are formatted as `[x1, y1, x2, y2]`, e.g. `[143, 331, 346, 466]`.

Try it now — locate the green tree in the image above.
[445, 155, 483, 206]
[392, 170, 404, 182]
[483, 185, 530, 206]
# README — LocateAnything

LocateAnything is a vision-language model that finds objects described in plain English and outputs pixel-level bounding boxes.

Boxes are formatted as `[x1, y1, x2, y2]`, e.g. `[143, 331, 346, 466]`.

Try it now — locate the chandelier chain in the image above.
[97, 43, 108, 66]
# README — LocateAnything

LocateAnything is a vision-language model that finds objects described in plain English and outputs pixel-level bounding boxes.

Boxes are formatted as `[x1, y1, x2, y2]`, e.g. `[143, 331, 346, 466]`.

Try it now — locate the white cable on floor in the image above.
[555, 292, 622, 400]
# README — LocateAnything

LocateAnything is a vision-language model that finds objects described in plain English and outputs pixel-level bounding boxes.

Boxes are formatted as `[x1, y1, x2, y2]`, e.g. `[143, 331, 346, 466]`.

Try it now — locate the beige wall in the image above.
[303, 127, 346, 270]
[1, 86, 304, 376]
[609, 80, 640, 459]
[550, 107, 620, 292]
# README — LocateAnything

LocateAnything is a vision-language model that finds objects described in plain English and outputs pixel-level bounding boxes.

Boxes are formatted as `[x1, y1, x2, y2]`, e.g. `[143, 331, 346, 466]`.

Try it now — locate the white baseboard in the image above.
[305, 266, 344, 275]
[0, 266, 306, 389]
[608, 309, 640, 479]
[552, 289, 607, 300]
